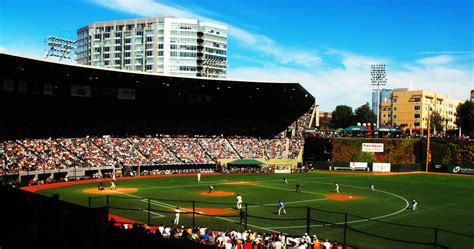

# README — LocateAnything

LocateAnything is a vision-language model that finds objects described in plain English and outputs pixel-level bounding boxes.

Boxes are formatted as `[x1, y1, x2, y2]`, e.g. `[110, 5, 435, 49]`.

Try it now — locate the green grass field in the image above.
[36, 172, 474, 248]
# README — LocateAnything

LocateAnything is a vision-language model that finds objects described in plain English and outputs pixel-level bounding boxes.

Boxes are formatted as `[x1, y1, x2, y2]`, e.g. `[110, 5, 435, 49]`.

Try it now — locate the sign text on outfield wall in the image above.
[373, 163, 391, 172]
[362, 143, 384, 152]
[448, 165, 474, 175]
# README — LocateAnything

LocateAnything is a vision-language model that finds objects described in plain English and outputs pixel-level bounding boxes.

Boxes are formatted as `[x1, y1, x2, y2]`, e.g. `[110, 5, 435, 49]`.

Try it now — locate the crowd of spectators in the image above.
[108, 220, 345, 249]
[0, 136, 306, 173]
[161, 137, 215, 164]
[0, 109, 313, 173]
[198, 138, 240, 160]
[129, 137, 181, 165]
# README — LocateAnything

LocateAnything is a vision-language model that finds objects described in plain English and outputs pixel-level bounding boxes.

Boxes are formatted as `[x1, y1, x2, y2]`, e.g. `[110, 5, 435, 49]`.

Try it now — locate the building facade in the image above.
[76, 17, 227, 78]
[381, 89, 462, 133]
[371, 88, 393, 114]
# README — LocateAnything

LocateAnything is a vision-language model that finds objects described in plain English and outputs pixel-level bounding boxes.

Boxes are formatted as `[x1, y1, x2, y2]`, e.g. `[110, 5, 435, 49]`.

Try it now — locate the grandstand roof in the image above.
[0, 52, 314, 139]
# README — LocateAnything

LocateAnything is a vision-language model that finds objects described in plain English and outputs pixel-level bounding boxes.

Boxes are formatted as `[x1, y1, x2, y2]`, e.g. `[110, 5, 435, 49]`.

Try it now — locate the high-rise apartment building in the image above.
[380, 88, 462, 132]
[76, 17, 227, 78]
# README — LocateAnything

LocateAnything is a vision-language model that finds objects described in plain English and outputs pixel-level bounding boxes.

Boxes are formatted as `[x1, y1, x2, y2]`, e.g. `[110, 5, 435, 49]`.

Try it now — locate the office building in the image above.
[381, 89, 462, 132]
[76, 17, 227, 78]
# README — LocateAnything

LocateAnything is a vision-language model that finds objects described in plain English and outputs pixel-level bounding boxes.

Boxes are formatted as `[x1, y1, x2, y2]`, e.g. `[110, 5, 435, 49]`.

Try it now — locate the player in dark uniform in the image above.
[208, 185, 214, 193]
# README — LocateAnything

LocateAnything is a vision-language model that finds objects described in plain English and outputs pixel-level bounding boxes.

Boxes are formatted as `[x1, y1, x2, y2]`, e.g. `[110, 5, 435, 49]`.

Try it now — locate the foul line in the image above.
[264, 182, 410, 229]
[116, 192, 275, 231]
[248, 198, 327, 208]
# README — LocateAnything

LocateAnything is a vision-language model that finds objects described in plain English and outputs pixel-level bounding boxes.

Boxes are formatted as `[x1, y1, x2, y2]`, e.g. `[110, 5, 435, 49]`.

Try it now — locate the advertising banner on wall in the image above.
[447, 165, 474, 175]
[362, 143, 384, 152]
[71, 85, 91, 97]
[349, 162, 368, 170]
[373, 163, 391, 172]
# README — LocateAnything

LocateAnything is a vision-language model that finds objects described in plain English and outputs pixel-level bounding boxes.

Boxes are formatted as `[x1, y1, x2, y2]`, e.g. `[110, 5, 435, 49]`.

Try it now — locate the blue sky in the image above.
[0, 0, 472, 111]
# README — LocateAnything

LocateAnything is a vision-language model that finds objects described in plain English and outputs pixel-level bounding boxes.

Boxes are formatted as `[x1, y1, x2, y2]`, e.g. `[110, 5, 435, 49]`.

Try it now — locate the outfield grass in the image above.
[36, 172, 474, 248]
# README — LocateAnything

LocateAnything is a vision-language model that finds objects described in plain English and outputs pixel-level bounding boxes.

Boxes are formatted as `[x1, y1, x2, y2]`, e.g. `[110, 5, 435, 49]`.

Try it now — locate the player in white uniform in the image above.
[334, 183, 339, 193]
[277, 201, 286, 215]
[110, 179, 117, 190]
[174, 207, 180, 225]
[412, 199, 418, 210]
[369, 183, 375, 191]
[236, 194, 243, 209]
[197, 172, 201, 182]
[208, 185, 214, 193]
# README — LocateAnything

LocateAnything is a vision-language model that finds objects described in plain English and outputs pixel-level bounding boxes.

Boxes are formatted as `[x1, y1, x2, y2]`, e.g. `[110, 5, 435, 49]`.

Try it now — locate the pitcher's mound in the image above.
[83, 188, 138, 195]
[326, 193, 365, 201]
[221, 181, 258, 186]
[200, 191, 234, 197]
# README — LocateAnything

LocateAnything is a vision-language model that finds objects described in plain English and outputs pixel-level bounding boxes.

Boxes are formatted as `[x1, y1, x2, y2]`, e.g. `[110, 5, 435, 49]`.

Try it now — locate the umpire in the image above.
[239, 208, 246, 224]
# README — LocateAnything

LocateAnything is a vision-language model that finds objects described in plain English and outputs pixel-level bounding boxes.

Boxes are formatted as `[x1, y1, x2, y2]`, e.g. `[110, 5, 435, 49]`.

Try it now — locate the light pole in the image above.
[44, 36, 76, 62]
[371, 64, 387, 129]
[425, 107, 432, 173]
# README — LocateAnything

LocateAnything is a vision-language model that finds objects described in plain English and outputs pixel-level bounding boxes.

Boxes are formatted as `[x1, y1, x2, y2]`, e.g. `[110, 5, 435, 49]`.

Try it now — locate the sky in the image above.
[0, 0, 472, 111]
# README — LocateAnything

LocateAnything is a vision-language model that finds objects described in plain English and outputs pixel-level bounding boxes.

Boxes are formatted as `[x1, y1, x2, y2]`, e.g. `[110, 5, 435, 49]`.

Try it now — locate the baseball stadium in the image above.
[1, 52, 473, 249]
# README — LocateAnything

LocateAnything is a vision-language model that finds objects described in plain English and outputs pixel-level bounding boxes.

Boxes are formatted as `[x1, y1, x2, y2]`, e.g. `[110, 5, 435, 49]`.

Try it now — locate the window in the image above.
[393, 107, 397, 111]
[414, 98, 421, 102]
[414, 114, 420, 118]
[414, 106, 421, 110]
[170, 51, 177, 57]
[393, 115, 397, 118]
[414, 122, 420, 126]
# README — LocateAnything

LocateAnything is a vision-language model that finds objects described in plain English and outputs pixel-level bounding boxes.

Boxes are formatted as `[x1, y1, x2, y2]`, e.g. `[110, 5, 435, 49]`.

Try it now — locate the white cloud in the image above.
[91, 0, 322, 68]
[85, 1, 473, 110]
[229, 51, 472, 111]
[419, 51, 474, 55]
[0, 46, 8, 52]
[417, 55, 453, 66]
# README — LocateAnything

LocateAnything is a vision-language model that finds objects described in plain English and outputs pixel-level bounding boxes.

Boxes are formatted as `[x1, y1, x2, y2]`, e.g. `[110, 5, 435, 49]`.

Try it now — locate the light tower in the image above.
[371, 64, 387, 129]
[44, 36, 76, 62]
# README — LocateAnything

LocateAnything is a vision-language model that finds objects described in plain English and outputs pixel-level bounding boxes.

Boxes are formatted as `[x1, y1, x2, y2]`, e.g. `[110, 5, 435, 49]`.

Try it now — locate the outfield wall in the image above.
[304, 137, 473, 167]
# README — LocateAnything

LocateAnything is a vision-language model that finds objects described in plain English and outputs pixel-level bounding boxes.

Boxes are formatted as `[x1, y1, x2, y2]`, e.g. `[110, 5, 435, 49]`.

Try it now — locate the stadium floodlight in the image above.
[371, 64, 387, 129]
[44, 35, 76, 62]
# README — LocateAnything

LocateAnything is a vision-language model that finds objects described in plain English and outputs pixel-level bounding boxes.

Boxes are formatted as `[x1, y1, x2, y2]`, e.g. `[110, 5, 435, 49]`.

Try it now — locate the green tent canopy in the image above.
[344, 125, 368, 132]
[228, 159, 264, 165]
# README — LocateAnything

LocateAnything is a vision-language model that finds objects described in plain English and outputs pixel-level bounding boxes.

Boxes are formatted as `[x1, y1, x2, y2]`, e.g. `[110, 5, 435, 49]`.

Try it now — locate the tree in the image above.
[455, 100, 474, 135]
[430, 111, 443, 134]
[354, 102, 377, 125]
[331, 105, 354, 128]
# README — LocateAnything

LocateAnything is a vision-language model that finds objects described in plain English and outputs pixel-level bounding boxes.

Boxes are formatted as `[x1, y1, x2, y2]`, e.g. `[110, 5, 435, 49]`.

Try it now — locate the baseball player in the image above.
[174, 207, 180, 225]
[110, 179, 117, 190]
[369, 183, 375, 191]
[208, 185, 214, 193]
[98, 182, 105, 191]
[197, 172, 201, 182]
[296, 183, 301, 193]
[236, 194, 243, 209]
[334, 183, 339, 193]
[412, 199, 418, 210]
[277, 200, 286, 215]
[283, 178, 288, 184]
